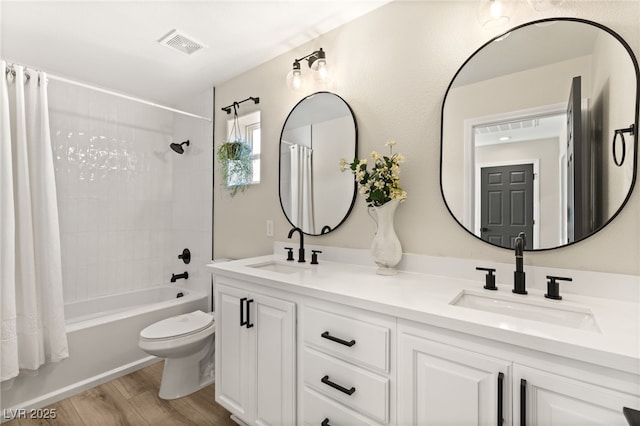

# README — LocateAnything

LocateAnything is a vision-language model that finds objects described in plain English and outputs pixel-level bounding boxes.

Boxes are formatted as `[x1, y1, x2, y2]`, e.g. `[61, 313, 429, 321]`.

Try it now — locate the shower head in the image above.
[170, 140, 190, 154]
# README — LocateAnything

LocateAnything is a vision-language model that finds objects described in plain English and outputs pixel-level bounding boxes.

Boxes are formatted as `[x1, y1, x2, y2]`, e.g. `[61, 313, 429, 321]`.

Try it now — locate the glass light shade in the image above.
[478, 0, 515, 29]
[314, 59, 328, 81]
[286, 68, 305, 92]
[526, 0, 565, 11]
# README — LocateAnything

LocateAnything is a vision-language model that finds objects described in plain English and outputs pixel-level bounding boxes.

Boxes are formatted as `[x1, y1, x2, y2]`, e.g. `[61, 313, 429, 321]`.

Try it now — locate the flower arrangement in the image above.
[340, 140, 407, 207]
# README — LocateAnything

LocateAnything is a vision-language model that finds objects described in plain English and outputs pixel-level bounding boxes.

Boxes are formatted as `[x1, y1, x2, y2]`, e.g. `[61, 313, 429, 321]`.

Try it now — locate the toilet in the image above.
[138, 310, 215, 399]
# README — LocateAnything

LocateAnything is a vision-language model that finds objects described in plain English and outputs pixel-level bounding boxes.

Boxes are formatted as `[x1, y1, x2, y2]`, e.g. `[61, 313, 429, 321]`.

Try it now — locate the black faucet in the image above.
[287, 227, 305, 262]
[171, 272, 189, 283]
[513, 232, 527, 294]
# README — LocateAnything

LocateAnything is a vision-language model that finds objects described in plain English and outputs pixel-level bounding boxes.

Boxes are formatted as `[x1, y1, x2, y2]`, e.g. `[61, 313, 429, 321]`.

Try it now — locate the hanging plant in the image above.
[217, 140, 252, 196]
[217, 103, 253, 196]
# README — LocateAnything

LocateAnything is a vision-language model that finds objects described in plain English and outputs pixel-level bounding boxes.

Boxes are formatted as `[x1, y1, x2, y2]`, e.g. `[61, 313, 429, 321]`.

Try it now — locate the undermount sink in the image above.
[248, 260, 309, 274]
[450, 290, 600, 333]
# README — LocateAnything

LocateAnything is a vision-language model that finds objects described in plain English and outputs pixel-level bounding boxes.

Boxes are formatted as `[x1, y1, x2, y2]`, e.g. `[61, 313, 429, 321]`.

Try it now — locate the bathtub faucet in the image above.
[171, 272, 189, 283]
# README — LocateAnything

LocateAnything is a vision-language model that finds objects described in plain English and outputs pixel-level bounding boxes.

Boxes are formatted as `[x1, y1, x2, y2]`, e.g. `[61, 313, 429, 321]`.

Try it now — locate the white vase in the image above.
[368, 199, 403, 275]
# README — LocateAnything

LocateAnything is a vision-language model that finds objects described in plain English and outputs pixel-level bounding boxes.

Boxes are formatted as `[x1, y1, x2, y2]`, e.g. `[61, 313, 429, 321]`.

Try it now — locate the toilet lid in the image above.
[140, 310, 214, 340]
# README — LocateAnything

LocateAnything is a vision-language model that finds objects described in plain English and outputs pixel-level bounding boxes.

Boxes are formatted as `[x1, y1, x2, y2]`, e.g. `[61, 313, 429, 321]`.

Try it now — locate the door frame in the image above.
[463, 102, 566, 232]
[475, 160, 540, 249]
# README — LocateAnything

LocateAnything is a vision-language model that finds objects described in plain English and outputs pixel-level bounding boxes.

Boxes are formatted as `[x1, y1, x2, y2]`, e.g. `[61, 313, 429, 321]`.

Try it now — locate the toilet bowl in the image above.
[138, 310, 215, 399]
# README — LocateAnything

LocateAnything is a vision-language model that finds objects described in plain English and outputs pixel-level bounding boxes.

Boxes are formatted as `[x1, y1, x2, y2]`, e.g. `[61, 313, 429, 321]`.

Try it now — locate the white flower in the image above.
[340, 140, 407, 207]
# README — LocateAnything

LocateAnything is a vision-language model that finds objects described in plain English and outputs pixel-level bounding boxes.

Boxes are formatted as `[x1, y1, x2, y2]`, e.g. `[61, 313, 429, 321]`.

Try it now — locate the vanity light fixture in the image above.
[286, 48, 328, 92]
[478, 0, 516, 29]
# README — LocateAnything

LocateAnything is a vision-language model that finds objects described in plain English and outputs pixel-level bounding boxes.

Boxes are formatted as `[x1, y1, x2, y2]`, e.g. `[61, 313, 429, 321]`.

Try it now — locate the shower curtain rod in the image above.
[46, 74, 213, 122]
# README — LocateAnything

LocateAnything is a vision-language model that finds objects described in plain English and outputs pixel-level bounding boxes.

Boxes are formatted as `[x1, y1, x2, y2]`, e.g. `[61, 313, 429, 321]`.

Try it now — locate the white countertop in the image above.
[209, 254, 640, 375]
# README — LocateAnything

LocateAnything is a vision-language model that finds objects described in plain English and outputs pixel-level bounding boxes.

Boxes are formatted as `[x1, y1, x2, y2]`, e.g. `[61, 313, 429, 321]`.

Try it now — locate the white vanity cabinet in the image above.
[210, 256, 640, 426]
[398, 319, 639, 426]
[300, 302, 395, 426]
[215, 278, 296, 426]
[398, 321, 511, 426]
[514, 364, 639, 426]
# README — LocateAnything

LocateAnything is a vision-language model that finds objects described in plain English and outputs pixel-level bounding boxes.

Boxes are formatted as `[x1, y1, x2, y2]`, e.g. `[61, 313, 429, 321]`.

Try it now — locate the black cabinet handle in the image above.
[497, 372, 504, 426]
[520, 379, 527, 426]
[321, 418, 330, 426]
[321, 331, 356, 347]
[246, 299, 254, 329]
[240, 297, 247, 326]
[321, 375, 355, 396]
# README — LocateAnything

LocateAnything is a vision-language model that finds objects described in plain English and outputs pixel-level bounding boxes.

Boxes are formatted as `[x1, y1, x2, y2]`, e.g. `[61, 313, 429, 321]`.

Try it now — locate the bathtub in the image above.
[0, 286, 208, 414]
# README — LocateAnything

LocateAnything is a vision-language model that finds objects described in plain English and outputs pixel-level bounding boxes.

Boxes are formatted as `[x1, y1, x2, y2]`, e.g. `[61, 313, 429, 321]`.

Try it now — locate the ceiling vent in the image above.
[475, 119, 540, 135]
[157, 29, 205, 56]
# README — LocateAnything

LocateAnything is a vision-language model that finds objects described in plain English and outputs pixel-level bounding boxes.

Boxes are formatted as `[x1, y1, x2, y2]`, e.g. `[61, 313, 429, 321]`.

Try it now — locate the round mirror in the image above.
[279, 92, 357, 235]
[441, 18, 639, 250]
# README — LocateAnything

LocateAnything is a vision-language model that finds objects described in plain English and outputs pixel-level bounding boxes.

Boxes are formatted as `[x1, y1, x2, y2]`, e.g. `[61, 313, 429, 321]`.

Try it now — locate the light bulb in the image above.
[286, 68, 305, 92]
[315, 59, 328, 81]
[489, 0, 503, 18]
[292, 70, 302, 88]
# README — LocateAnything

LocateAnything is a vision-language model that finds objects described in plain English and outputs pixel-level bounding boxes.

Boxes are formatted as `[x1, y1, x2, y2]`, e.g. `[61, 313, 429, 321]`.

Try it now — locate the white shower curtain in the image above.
[1, 61, 68, 383]
[289, 144, 315, 233]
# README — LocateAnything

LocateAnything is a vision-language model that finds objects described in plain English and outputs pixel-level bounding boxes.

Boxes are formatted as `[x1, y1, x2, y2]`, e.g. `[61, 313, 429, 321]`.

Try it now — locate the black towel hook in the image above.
[612, 124, 634, 167]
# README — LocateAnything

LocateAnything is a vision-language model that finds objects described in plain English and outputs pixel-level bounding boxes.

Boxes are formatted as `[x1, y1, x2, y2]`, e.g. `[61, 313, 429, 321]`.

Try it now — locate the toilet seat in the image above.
[140, 310, 214, 342]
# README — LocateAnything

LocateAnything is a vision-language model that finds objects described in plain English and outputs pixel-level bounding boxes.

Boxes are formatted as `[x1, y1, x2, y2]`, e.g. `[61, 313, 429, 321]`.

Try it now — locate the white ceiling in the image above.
[1, 1, 391, 105]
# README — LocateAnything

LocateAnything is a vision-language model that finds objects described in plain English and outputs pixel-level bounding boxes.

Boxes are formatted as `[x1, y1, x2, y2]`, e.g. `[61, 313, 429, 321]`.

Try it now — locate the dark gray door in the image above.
[480, 164, 534, 249]
[566, 75, 590, 243]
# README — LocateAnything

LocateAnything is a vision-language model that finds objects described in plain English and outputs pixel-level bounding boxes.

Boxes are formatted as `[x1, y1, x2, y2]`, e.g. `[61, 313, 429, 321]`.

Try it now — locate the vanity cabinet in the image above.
[514, 364, 639, 426]
[215, 279, 296, 426]
[398, 319, 639, 426]
[210, 257, 640, 426]
[398, 322, 511, 425]
[300, 302, 395, 425]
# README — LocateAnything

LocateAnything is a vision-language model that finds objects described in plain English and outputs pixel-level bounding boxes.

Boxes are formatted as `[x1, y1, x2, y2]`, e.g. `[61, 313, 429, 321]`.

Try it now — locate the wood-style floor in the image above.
[4, 361, 236, 426]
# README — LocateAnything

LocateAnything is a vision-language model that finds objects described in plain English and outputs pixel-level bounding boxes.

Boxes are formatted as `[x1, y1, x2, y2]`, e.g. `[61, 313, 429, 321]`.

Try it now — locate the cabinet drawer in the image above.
[303, 386, 381, 426]
[303, 305, 390, 372]
[303, 348, 389, 424]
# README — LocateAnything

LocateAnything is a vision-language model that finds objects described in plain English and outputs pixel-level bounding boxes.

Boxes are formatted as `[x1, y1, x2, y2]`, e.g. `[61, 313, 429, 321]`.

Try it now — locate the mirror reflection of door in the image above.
[480, 164, 534, 249]
[441, 19, 638, 250]
[566, 75, 590, 243]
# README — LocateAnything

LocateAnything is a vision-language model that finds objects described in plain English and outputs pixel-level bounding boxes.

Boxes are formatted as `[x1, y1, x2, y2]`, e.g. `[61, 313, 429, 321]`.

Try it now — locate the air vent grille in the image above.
[158, 29, 205, 55]
[475, 119, 540, 135]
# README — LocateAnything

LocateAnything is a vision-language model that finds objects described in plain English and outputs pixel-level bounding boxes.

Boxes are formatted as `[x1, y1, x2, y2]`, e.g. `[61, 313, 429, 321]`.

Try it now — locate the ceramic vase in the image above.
[369, 199, 402, 275]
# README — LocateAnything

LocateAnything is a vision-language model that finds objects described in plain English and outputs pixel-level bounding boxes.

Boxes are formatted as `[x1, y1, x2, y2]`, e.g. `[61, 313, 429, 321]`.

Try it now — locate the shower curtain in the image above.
[289, 144, 315, 233]
[1, 61, 68, 383]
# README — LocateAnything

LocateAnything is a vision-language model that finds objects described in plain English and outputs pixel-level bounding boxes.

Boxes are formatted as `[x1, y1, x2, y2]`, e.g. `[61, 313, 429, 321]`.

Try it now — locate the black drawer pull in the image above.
[240, 297, 247, 326]
[321, 331, 356, 347]
[497, 372, 504, 426]
[520, 379, 527, 426]
[321, 418, 330, 426]
[321, 375, 355, 396]
[246, 299, 254, 329]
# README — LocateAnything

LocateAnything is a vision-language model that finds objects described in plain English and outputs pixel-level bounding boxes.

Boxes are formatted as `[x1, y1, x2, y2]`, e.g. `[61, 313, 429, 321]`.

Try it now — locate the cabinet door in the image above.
[514, 364, 639, 426]
[215, 284, 254, 421]
[253, 293, 296, 426]
[398, 331, 511, 426]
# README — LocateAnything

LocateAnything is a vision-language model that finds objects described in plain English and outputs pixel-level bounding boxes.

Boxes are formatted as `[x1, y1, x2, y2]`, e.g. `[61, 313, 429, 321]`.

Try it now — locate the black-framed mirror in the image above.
[279, 92, 357, 235]
[441, 18, 639, 251]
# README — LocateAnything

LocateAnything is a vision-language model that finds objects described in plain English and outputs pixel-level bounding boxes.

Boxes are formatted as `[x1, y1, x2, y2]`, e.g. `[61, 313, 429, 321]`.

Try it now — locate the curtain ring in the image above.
[612, 124, 634, 167]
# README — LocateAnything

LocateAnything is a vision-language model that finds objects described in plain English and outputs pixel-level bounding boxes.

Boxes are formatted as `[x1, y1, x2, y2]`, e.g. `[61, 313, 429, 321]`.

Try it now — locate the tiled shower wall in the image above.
[49, 81, 176, 303]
